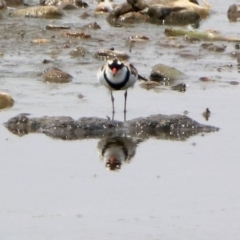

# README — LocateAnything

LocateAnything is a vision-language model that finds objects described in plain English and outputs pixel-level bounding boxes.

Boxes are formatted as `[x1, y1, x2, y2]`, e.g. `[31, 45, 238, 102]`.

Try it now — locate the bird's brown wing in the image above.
[128, 62, 149, 81]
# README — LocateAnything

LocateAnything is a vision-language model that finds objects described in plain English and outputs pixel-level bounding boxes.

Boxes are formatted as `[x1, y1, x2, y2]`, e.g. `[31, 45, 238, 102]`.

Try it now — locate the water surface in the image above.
[0, 1, 240, 239]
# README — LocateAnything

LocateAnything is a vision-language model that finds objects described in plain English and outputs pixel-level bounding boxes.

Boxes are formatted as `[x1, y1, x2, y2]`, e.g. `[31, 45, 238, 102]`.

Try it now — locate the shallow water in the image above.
[1, 0, 240, 239]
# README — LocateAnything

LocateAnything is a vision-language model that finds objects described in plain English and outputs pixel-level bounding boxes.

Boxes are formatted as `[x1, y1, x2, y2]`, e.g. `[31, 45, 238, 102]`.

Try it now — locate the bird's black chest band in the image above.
[104, 68, 130, 90]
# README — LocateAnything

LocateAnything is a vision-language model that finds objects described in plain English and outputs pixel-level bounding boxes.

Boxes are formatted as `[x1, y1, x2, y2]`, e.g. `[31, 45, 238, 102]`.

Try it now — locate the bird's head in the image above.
[108, 59, 124, 76]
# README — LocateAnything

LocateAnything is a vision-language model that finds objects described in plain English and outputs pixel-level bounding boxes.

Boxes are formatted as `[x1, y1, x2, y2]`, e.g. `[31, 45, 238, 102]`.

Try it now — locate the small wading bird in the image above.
[97, 59, 147, 120]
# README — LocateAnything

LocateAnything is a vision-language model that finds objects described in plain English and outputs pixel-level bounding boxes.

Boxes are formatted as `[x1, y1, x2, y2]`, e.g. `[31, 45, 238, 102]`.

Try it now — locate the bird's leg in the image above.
[112, 111, 115, 121]
[111, 91, 115, 120]
[124, 90, 127, 121]
[124, 90, 127, 113]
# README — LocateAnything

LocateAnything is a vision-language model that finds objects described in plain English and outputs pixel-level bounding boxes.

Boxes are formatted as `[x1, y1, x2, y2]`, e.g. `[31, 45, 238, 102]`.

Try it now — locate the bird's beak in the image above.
[112, 68, 118, 76]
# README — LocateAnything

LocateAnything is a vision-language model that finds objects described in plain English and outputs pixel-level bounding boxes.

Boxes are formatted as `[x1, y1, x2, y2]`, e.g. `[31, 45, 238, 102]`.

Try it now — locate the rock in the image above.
[127, 0, 209, 16]
[127, 34, 150, 42]
[5, 113, 219, 140]
[40, 0, 88, 8]
[167, 0, 210, 18]
[199, 76, 212, 82]
[140, 80, 161, 90]
[0, 0, 6, 9]
[109, 1, 133, 17]
[150, 63, 186, 84]
[74, 0, 88, 8]
[95, 1, 118, 13]
[105, 2, 134, 18]
[227, 4, 240, 22]
[12, 6, 63, 19]
[144, 5, 200, 26]
[5, 0, 22, 6]
[0, 92, 14, 110]
[127, 114, 218, 140]
[201, 43, 226, 52]
[82, 22, 101, 30]
[170, 83, 187, 92]
[62, 30, 91, 38]
[4, 113, 219, 171]
[118, 11, 149, 23]
[43, 67, 73, 83]
[46, 24, 71, 30]
[32, 38, 50, 44]
[40, 0, 62, 6]
[80, 12, 90, 19]
[127, 0, 149, 11]
[95, 48, 130, 61]
[69, 46, 87, 57]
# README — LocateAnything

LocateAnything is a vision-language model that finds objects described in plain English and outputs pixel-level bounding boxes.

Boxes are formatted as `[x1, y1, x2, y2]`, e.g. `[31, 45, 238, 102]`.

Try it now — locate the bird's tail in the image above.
[138, 74, 149, 81]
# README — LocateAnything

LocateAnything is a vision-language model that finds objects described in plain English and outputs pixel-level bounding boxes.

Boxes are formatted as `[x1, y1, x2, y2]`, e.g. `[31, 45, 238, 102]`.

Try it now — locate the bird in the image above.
[97, 58, 146, 120]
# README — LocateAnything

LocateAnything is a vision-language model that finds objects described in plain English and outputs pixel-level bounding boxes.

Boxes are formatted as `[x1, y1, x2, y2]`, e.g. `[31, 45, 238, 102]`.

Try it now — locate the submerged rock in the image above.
[0, 92, 14, 110]
[5, 113, 219, 141]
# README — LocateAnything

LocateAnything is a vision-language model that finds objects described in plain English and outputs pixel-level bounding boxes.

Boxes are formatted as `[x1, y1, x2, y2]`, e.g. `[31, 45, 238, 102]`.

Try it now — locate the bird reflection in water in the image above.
[97, 136, 140, 171]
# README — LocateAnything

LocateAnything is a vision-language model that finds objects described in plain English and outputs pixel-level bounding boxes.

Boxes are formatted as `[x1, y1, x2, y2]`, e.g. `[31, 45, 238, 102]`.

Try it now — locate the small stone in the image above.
[0, 92, 14, 110]
[229, 81, 239, 85]
[82, 22, 101, 30]
[202, 108, 211, 121]
[62, 31, 91, 38]
[95, 49, 129, 61]
[70, 46, 87, 57]
[235, 43, 240, 49]
[43, 67, 72, 83]
[199, 77, 211, 82]
[77, 94, 84, 99]
[32, 38, 50, 44]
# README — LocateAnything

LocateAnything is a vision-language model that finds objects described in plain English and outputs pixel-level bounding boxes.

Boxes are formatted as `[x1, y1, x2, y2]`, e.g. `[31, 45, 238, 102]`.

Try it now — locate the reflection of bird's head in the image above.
[106, 156, 121, 171]
[97, 136, 138, 172]
[108, 59, 124, 76]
